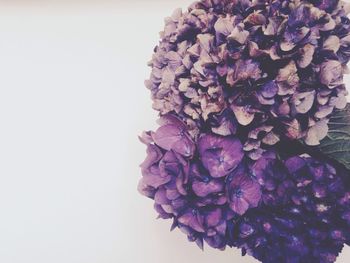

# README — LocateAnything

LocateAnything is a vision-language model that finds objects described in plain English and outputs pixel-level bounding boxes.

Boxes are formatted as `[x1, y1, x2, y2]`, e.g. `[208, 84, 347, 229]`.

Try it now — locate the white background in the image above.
[0, 1, 349, 262]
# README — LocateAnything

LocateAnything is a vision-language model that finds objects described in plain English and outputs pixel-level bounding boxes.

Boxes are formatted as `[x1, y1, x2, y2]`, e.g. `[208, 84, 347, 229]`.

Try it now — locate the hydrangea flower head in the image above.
[146, 0, 350, 150]
[139, 0, 350, 262]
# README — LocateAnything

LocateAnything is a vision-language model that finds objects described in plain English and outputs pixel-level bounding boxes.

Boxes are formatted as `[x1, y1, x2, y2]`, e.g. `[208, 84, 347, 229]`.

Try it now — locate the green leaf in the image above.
[317, 103, 350, 170]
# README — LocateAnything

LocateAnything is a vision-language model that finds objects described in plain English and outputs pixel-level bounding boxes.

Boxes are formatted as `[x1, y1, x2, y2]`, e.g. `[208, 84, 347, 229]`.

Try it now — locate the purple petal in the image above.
[192, 179, 224, 197]
[229, 197, 249, 215]
[231, 173, 261, 207]
[280, 27, 310, 52]
[172, 133, 196, 157]
[138, 131, 154, 145]
[228, 26, 249, 45]
[244, 12, 266, 25]
[205, 208, 222, 227]
[140, 144, 163, 171]
[276, 61, 299, 95]
[260, 81, 278, 98]
[241, 181, 261, 207]
[153, 123, 194, 157]
[141, 168, 171, 189]
[199, 134, 244, 178]
[153, 124, 182, 151]
[197, 34, 214, 53]
[178, 211, 205, 233]
[155, 188, 169, 205]
[214, 16, 235, 36]
[211, 117, 236, 136]
[154, 204, 171, 219]
[285, 156, 306, 173]
[226, 60, 261, 87]
[165, 51, 182, 71]
[263, 17, 283, 36]
[262, 132, 280, 145]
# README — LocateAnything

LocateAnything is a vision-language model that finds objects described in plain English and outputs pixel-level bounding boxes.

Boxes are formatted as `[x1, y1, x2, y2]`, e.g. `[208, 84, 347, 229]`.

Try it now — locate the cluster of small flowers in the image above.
[138, 115, 350, 262]
[146, 0, 350, 157]
[140, 0, 350, 262]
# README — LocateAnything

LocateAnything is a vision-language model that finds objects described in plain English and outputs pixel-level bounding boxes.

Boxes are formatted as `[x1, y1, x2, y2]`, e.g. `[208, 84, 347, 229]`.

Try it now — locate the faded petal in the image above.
[280, 27, 310, 52]
[323, 35, 340, 53]
[315, 105, 334, 119]
[276, 61, 299, 95]
[244, 11, 266, 25]
[305, 119, 329, 146]
[214, 16, 235, 36]
[231, 104, 255, 126]
[319, 60, 343, 87]
[291, 91, 315, 114]
[228, 26, 249, 45]
[226, 60, 261, 87]
[283, 119, 302, 140]
[263, 17, 284, 36]
[298, 44, 315, 68]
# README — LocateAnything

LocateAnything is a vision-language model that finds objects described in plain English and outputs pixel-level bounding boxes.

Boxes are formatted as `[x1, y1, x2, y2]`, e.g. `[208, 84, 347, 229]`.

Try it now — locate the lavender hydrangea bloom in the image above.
[146, 0, 350, 148]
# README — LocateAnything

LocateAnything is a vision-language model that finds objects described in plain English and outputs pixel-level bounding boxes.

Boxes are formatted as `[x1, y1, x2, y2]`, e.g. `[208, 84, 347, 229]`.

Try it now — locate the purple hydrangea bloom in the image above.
[232, 154, 350, 263]
[139, 117, 350, 262]
[139, 0, 350, 262]
[146, 0, 350, 149]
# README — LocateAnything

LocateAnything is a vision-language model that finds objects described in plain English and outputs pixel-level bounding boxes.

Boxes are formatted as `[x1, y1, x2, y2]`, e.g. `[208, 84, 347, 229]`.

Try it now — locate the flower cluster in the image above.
[233, 152, 350, 262]
[138, 115, 350, 262]
[146, 0, 350, 151]
[140, 0, 350, 262]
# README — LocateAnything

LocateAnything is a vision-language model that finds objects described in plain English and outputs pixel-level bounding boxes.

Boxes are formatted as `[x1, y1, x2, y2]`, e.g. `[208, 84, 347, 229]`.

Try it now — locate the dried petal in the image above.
[319, 60, 343, 87]
[323, 35, 340, 53]
[231, 104, 255, 126]
[214, 16, 235, 36]
[305, 120, 329, 146]
[291, 91, 315, 114]
[298, 44, 315, 68]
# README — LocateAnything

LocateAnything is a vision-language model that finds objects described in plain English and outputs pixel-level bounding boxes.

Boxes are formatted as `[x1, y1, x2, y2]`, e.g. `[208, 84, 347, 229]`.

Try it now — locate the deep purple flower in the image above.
[191, 164, 224, 198]
[152, 115, 195, 157]
[198, 134, 244, 178]
[227, 168, 261, 215]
